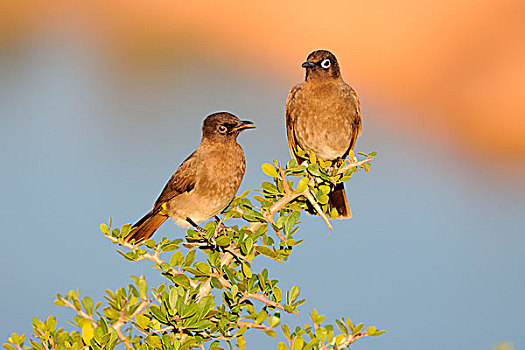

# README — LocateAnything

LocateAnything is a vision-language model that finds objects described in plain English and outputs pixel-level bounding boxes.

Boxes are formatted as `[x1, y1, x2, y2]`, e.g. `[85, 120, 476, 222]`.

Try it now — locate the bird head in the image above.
[302, 50, 341, 81]
[202, 112, 255, 142]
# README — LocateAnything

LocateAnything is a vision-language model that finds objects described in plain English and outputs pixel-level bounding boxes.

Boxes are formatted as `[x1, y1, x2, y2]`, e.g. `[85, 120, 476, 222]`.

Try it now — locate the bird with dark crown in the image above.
[124, 112, 255, 244]
[286, 50, 362, 219]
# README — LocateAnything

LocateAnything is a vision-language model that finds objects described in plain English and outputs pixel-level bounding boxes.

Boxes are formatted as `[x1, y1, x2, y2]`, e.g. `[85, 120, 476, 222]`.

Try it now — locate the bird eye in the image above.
[218, 125, 228, 133]
[321, 59, 331, 69]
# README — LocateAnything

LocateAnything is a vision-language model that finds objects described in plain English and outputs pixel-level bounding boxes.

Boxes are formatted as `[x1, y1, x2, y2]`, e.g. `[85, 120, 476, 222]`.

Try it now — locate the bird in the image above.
[123, 112, 255, 244]
[285, 50, 362, 219]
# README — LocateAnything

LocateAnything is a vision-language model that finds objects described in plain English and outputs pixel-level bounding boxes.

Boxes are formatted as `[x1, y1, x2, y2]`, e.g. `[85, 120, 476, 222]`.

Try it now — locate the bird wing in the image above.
[285, 83, 304, 163]
[343, 84, 363, 156]
[154, 150, 199, 207]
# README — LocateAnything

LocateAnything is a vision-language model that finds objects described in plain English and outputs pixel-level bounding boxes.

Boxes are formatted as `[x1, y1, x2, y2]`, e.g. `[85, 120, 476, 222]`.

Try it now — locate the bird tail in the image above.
[123, 208, 167, 244]
[329, 183, 352, 219]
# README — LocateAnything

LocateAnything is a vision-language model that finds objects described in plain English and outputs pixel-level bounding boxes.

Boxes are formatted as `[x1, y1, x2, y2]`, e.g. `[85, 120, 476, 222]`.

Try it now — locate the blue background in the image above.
[1, 34, 523, 349]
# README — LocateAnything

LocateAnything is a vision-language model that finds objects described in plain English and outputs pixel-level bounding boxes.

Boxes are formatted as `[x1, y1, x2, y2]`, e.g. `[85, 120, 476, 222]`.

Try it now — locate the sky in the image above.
[1, 2, 524, 349]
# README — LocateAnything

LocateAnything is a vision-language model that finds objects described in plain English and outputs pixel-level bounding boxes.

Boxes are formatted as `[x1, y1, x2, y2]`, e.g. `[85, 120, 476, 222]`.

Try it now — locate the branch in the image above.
[33, 328, 50, 350]
[321, 333, 368, 349]
[107, 235, 199, 289]
[249, 192, 303, 233]
[58, 296, 97, 329]
[113, 307, 133, 350]
[336, 157, 372, 175]
[303, 190, 333, 232]
[236, 320, 272, 332]
[197, 252, 234, 300]
[238, 293, 297, 314]
[278, 163, 292, 195]
[112, 298, 150, 350]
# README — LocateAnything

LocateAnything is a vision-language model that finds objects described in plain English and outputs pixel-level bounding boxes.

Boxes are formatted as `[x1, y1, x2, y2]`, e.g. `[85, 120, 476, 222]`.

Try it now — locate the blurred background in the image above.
[1, 1, 524, 349]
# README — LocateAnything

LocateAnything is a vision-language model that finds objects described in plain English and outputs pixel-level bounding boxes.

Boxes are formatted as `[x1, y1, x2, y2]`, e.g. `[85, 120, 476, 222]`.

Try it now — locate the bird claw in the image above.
[186, 217, 207, 234]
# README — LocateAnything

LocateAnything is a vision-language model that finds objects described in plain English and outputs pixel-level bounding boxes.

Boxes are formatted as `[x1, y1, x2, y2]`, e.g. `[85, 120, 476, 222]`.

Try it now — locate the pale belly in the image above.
[295, 111, 353, 160]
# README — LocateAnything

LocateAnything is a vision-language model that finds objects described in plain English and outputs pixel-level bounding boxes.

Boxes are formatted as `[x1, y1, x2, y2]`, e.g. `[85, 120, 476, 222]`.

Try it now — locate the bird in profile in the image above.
[286, 50, 362, 219]
[123, 112, 255, 244]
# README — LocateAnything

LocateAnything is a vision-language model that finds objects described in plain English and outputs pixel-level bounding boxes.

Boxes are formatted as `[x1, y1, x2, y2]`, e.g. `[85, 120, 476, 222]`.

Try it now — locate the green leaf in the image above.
[278, 342, 288, 350]
[255, 245, 276, 258]
[294, 336, 304, 350]
[242, 209, 266, 222]
[265, 329, 277, 337]
[284, 212, 300, 234]
[172, 274, 191, 289]
[255, 309, 268, 324]
[351, 323, 364, 335]
[197, 296, 213, 319]
[45, 315, 56, 330]
[295, 176, 309, 193]
[211, 277, 223, 289]
[187, 320, 212, 331]
[242, 263, 252, 278]
[100, 223, 109, 234]
[317, 194, 329, 205]
[261, 182, 281, 195]
[274, 287, 282, 303]
[170, 251, 184, 267]
[183, 250, 196, 267]
[215, 236, 232, 246]
[307, 164, 321, 177]
[261, 163, 278, 177]
[81, 320, 94, 344]
[289, 285, 300, 303]
[135, 313, 150, 330]
[345, 317, 354, 331]
[82, 297, 93, 316]
[281, 324, 290, 340]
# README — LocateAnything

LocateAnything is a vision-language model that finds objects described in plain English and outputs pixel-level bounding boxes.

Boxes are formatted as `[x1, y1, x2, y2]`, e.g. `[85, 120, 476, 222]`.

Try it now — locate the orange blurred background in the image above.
[3, 0, 524, 172]
[2, 2, 525, 348]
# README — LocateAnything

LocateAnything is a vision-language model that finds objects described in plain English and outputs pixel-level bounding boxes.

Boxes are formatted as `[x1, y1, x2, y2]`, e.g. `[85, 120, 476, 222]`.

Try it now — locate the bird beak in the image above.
[232, 120, 256, 132]
[301, 60, 316, 68]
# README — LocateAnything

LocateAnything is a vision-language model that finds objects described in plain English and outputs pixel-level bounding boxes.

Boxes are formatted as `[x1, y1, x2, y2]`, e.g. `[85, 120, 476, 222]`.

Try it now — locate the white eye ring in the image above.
[321, 59, 331, 69]
[218, 125, 228, 133]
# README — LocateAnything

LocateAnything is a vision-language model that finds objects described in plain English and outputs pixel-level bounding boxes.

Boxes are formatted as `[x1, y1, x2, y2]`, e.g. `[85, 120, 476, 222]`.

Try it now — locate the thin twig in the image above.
[33, 328, 50, 350]
[279, 163, 291, 195]
[197, 253, 234, 300]
[336, 158, 372, 175]
[107, 235, 199, 289]
[58, 296, 97, 329]
[321, 333, 368, 349]
[151, 325, 175, 333]
[237, 320, 272, 332]
[224, 245, 251, 263]
[249, 192, 303, 233]
[113, 307, 133, 350]
[131, 323, 148, 336]
[238, 293, 297, 314]
[303, 190, 333, 232]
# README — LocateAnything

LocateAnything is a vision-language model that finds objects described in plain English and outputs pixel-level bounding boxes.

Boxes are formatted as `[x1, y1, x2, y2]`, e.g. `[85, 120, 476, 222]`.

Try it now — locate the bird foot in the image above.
[185, 217, 207, 234]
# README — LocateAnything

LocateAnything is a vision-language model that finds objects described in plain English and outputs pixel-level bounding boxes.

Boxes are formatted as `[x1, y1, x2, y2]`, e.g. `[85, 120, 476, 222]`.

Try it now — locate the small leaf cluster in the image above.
[4, 153, 383, 350]
[278, 309, 385, 350]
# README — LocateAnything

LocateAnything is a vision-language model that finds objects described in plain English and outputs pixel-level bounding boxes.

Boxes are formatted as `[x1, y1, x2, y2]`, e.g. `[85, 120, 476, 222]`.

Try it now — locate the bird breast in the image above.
[293, 82, 358, 160]
[168, 143, 246, 225]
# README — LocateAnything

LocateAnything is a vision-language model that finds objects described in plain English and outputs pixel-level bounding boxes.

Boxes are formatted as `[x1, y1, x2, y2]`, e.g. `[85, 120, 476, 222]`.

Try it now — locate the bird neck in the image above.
[305, 73, 341, 83]
[200, 136, 238, 149]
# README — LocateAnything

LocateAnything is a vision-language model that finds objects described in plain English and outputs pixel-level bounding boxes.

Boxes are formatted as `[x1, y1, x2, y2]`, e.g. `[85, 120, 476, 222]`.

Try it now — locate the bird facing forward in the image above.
[123, 112, 255, 243]
[286, 50, 362, 218]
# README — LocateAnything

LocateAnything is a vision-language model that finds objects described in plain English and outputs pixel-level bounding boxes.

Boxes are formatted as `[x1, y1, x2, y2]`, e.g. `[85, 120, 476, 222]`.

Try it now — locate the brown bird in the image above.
[286, 50, 362, 218]
[124, 112, 255, 243]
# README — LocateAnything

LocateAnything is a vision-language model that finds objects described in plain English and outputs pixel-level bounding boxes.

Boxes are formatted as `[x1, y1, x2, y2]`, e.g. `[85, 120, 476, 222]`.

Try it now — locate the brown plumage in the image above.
[286, 50, 362, 218]
[124, 112, 255, 243]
